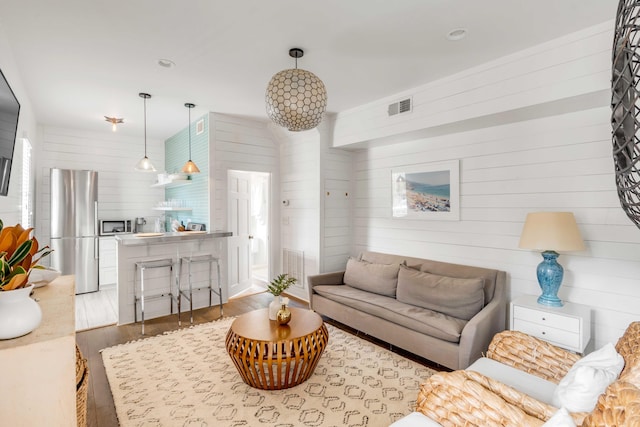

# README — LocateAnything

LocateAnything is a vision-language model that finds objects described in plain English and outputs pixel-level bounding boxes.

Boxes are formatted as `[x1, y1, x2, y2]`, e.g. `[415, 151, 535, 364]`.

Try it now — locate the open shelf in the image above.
[150, 179, 192, 189]
[152, 207, 193, 212]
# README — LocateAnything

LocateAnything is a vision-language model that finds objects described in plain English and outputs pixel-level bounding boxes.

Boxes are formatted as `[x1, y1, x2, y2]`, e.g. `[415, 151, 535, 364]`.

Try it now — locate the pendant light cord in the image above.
[143, 96, 147, 156]
[188, 106, 192, 159]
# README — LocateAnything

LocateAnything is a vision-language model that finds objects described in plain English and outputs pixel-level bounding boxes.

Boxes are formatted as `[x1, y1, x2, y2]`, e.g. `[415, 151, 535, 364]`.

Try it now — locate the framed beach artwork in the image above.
[391, 160, 460, 220]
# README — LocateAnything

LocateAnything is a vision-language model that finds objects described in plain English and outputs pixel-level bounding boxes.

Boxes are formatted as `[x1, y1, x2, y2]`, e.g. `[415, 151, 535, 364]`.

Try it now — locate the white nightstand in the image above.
[510, 295, 591, 354]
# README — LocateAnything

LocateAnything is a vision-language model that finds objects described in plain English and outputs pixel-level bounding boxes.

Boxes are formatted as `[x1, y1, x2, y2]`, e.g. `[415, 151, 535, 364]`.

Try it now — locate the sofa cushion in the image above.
[396, 266, 484, 321]
[552, 342, 624, 413]
[343, 257, 400, 297]
[313, 284, 467, 342]
[467, 357, 557, 405]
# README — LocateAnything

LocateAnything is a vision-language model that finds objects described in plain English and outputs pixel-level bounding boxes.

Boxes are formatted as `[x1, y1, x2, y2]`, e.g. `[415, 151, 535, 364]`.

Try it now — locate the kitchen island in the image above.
[115, 231, 232, 325]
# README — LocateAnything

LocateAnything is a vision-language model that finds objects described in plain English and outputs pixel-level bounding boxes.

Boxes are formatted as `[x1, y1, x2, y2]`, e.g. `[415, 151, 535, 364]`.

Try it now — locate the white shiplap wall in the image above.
[36, 126, 165, 246]
[331, 20, 639, 349]
[333, 21, 613, 148]
[209, 113, 280, 283]
[271, 125, 321, 299]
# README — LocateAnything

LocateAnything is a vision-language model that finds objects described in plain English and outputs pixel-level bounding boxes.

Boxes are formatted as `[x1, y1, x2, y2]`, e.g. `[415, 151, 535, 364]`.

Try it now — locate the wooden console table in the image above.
[0, 275, 77, 425]
[225, 307, 329, 390]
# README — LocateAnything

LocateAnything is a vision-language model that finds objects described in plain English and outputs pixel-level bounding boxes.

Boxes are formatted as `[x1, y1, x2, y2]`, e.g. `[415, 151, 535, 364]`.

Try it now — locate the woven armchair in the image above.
[416, 322, 640, 426]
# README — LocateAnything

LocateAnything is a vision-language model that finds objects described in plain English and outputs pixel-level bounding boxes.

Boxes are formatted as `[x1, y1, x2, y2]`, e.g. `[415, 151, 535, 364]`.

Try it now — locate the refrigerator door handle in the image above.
[94, 236, 99, 260]
[94, 201, 99, 235]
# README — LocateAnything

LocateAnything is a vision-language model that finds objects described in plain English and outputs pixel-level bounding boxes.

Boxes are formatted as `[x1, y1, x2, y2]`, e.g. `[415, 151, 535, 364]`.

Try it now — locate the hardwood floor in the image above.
[76, 291, 444, 427]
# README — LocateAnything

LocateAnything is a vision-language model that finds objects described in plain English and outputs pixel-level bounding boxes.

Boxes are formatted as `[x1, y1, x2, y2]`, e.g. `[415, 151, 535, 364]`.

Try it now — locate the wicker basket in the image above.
[75, 345, 89, 427]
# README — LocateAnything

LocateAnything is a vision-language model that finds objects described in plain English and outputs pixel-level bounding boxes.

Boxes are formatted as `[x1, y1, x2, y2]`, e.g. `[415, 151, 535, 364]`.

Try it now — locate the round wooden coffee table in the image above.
[225, 307, 329, 390]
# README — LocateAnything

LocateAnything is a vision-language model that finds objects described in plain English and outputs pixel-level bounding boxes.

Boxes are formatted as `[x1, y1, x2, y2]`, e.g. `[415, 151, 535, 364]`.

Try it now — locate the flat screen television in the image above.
[0, 68, 20, 197]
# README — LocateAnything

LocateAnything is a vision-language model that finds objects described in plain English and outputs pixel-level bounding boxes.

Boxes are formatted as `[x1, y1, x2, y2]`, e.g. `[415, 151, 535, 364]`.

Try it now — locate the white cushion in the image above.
[468, 357, 557, 405]
[543, 407, 576, 426]
[389, 412, 443, 427]
[552, 342, 624, 413]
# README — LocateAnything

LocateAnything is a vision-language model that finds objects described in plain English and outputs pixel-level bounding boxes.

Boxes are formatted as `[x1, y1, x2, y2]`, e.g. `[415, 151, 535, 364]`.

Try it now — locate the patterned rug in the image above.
[102, 316, 435, 427]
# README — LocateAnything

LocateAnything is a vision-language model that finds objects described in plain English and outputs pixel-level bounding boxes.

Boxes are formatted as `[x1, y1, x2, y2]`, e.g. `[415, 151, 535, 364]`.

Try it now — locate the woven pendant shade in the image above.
[612, 0, 640, 228]
[265, 48, 327, 132]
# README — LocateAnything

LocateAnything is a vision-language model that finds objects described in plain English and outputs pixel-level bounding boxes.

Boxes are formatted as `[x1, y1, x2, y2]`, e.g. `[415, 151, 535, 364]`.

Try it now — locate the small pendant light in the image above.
[135, 92, 156, 172]
[181, 102, 200, 174]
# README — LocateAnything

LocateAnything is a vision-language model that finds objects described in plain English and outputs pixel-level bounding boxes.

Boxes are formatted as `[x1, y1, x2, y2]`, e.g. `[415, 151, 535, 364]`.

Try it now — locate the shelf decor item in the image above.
[265, 48, 327, 132]
[0, 219, 53, 339]
[518, 212, 585, 307]
[276, 297, 292, 325]
[266, 273, 297, 320]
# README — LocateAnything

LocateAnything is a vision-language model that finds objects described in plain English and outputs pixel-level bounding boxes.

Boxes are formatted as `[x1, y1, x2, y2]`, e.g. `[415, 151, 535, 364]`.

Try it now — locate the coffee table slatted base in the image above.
[225, 324, 329, 390]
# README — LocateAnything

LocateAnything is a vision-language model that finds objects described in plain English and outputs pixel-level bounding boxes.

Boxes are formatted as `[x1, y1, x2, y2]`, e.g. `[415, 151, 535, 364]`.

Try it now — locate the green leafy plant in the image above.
[0, 219, 53, 291]
[267, 273, 297, 297]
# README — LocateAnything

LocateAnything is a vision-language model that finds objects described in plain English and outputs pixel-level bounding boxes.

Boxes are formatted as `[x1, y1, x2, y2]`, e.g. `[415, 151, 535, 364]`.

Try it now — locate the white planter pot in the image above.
[268, 295, 282, 320]
[0, 284, 42, 340]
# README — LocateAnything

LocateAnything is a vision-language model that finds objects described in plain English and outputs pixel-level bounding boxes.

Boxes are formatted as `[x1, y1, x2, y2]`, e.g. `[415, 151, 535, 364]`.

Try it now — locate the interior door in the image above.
[227, 170, 252, 297]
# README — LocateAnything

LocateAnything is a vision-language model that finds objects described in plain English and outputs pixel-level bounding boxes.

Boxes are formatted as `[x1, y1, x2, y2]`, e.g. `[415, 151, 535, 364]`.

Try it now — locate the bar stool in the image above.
[179, 254, 223, 324]
[133, 258, 178, 335]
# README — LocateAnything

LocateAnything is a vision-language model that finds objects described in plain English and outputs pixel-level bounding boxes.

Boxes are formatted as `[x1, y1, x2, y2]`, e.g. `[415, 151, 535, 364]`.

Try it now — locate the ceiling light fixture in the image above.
[181, 103, 200, 174]
[447, 28, 468, 41]
[265, 48, 328, 132]
[104, 116, 123, 132]
[135, 92, 156, 172]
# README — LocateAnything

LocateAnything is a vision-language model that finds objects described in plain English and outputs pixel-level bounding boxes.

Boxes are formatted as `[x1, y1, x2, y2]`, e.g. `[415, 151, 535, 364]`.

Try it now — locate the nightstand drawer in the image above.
[513, 305, 579, 332]
[512, 319, 580, 350]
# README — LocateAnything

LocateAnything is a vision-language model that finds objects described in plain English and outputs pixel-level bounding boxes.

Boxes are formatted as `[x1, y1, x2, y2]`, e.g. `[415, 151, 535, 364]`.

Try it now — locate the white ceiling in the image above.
[0, 0, 618, 141]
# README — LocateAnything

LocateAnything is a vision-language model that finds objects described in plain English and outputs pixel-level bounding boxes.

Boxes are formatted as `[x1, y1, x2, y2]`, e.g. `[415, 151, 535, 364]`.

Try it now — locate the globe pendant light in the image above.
[265, 48, 327, 132]
[135, 92, 156, 172]
[181, 103, 200, 174]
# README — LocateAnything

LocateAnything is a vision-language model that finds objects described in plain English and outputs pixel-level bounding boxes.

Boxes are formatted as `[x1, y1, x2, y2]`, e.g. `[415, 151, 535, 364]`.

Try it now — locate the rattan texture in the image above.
[225, 323, 329, 390]
[612, 1, 640, 228]
[582, 381, 640, 427]
[75, 345, 89, 427]
[416, 370, 545, 427]
[617, 321, 640, 388]
[486, 330, 581, 383]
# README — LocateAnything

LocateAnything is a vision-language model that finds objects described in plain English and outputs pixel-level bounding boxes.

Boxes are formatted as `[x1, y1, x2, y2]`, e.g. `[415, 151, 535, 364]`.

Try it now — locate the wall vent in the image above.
[282, 248, 304, 288]
[388, 97, 413, 116]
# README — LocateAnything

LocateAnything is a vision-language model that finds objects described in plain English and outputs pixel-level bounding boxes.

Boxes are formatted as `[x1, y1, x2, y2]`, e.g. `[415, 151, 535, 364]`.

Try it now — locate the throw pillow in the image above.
[343, 257, 400, 297]
[543, 408, 576, 427]
[552, 342, 625, 413]
[396, 265, 484, 320]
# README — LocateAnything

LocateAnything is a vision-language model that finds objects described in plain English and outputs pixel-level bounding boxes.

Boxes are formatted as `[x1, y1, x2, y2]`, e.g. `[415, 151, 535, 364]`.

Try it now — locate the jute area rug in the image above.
[102, 317, 435, 427]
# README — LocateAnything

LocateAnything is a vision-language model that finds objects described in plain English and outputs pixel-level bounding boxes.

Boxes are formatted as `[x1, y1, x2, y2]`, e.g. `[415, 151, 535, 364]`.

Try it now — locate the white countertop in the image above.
[115, 231, 232, 246]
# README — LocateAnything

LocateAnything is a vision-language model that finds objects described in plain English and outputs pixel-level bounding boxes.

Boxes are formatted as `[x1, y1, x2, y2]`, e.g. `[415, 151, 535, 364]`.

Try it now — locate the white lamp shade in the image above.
[135, 156, 156, 172]
[518, 212, 585, 252]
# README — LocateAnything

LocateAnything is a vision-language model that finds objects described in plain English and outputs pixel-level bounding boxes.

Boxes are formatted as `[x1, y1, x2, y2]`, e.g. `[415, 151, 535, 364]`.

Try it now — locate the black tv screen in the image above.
[0, 68, 20, 197]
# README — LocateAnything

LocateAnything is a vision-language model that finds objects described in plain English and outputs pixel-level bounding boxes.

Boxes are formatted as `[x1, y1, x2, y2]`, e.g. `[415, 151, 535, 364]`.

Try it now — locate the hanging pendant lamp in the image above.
[181, 103, 200, 174]
[135, 92, 156, 172]
[265, 48, 327, 132]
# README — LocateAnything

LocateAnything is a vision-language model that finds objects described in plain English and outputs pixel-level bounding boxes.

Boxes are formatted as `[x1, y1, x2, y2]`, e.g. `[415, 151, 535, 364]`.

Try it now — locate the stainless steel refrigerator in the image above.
[50, 168, 99, 294]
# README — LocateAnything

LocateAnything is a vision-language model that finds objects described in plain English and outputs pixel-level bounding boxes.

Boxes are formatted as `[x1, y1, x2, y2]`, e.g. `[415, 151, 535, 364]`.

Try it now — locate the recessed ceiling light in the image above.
[157, 58, 176, 68]
[447, 28, 467, 41]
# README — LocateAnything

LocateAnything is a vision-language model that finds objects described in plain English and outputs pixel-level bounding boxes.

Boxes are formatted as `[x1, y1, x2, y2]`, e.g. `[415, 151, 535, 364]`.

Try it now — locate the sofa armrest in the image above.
[307, 271, 345, 304]
[416, 371, 546, 426]
[486, 330, 581, 384]
[582, 380, 640, 427]
[457, 272, 507, 369]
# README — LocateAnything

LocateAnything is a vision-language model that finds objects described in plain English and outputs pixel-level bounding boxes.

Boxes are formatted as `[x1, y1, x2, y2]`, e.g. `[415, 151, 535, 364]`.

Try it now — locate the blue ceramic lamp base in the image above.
[536, 250, 564, 307]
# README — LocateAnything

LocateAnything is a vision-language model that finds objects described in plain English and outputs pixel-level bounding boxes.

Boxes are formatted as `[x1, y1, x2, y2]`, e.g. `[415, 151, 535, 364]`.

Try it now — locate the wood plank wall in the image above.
[35, 126, 165, 245]
[330, 20, 638, 349]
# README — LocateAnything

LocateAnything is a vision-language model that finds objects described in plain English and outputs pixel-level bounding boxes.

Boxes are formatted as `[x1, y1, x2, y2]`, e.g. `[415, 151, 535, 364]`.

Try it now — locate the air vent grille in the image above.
[388, 97, 412, 116]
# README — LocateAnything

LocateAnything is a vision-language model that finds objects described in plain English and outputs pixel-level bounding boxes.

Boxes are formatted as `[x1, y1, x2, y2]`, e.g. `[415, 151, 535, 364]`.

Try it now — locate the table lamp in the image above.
[518, 212, 585, 307]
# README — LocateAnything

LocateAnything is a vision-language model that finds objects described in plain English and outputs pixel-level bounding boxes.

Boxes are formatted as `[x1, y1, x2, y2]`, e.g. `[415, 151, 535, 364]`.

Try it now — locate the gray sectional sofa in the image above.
[307, 251, 507, 370]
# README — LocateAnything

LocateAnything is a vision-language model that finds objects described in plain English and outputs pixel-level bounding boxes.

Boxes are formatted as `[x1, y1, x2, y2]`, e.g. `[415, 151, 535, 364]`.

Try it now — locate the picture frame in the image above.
[391, 160, 460, 220]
